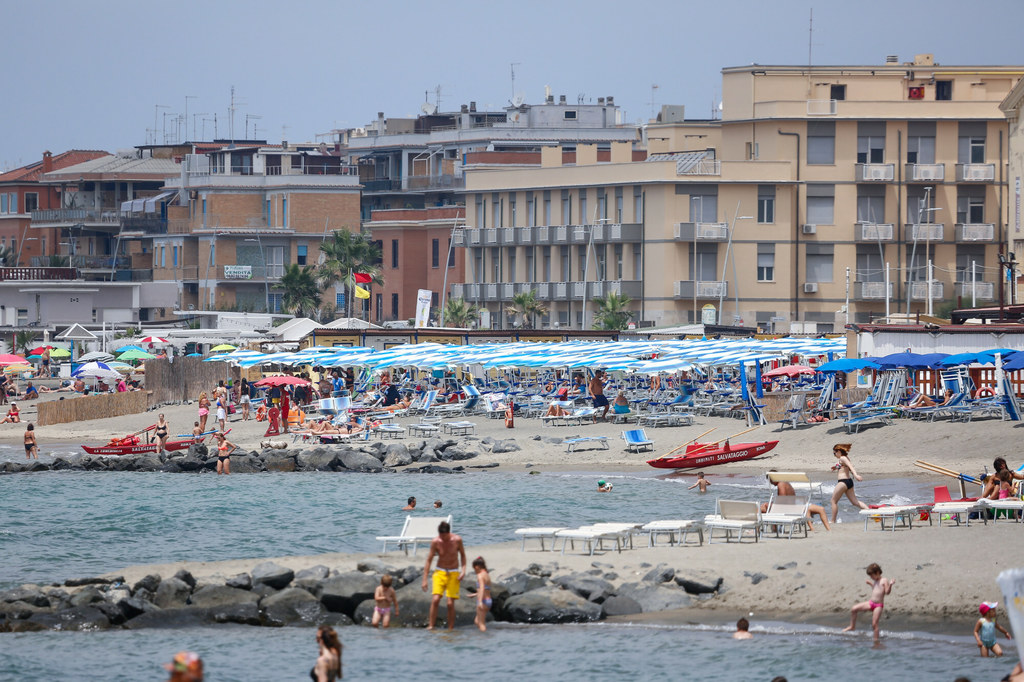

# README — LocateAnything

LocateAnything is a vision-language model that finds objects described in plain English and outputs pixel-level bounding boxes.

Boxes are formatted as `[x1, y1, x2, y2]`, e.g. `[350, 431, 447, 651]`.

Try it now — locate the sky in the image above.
[2, 0, 1023, 170]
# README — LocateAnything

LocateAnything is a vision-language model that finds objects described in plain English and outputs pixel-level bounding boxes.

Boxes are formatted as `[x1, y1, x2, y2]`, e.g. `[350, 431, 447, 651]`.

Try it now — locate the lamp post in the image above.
[576, 217, 608, 330]
[439, 215, 464, 327]
[718, 203, 753, 324]
[16, 237, 38, 267]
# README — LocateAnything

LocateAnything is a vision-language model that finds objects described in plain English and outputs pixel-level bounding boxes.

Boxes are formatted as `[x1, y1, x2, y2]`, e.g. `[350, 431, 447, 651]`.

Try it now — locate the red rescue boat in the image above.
[81, 424, 195, 456]
[647, 440, 779, 470]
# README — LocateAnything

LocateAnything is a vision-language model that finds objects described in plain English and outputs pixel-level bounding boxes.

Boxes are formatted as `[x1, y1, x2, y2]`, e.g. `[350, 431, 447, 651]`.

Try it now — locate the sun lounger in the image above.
[704, 499, 761, 543]
[759, 495, 811, 539]
[982, 498, 1024, 522]
[859, 505, 928, 531]
[844, 409, 893, 434]
[930, 500, 987, 527]
[766, 471, 824, 501]
[585, 522, 642, 549]
[441, 420, 476, 436]
[375, 514, 453, 554]
[621, 428, 654, 453]
[514, 527, 569, 551]
[554, 527, 624, 555]
[641, 520, 704, 547]
[564, 436, 609, 453]
[372, 424, 405, 439]
[408, 420, 441, 437]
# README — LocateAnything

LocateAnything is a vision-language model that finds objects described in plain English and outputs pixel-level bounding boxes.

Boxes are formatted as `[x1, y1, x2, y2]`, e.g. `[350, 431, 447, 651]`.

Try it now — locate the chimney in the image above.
[42, 150, 53, 173]
[559, 94, 567, 104]
[885, 54, 898, 64]
[461, 104, 468, 113]
[469, 101, 477, 112]
[282, 141, 288, 150]
[607, 96, 614, 105]
[597, 97, 605, 105]
[546, 94, 554, 103]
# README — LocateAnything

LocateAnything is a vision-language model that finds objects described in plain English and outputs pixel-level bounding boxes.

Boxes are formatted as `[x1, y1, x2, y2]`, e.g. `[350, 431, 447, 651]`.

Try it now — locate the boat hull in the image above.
[81, 440, 193, 456]
[647, 440, 779, 470]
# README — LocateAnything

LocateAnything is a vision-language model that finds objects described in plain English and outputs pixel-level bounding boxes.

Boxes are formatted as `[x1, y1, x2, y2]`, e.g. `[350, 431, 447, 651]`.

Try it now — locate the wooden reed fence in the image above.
[144, 356, 240, 406]
[758, 387, 869, 423]
[37, 391, 150, 426]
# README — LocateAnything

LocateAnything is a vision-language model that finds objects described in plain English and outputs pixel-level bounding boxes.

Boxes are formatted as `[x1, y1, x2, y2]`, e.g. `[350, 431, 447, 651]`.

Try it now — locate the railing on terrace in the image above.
[72, 255, 129, 269]
[0, 267, 79, 281]
[31, 208, 121, 224]
[120, 217, 167, 234]
[406, 174, 465, 191]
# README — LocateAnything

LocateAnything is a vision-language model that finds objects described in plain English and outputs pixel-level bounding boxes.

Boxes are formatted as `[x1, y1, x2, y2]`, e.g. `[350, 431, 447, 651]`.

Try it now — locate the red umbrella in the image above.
[0, 353, 29, 366]
[139, 336, 169, 344]
[255, 375, 311, 387]
[28, 346, 55, 356]
[762, 364, 815, 378]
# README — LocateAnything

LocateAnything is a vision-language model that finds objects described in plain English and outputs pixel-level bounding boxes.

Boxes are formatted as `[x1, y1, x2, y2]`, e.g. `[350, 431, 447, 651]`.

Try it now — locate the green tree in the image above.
[506, 290, 547, 328]
[591, 291, 635, 330]
[48, 254, 70, 267]
[318, 229, 383, 318]
[442, 297, 480, 328]
[14, 331, 38, 355]
[275, 264, 322, 318]
[0, 245, 15, 266]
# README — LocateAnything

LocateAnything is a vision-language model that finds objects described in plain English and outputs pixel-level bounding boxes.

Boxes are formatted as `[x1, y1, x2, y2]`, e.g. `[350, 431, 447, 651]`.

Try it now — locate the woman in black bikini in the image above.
[830, 443, 869, 522]
[213, 431, 237, 475]
[154, 413, 169, 453]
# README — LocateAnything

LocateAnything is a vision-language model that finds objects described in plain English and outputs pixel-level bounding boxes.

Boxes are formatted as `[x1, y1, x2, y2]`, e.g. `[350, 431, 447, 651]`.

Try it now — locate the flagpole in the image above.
[348, 267, 352, 319]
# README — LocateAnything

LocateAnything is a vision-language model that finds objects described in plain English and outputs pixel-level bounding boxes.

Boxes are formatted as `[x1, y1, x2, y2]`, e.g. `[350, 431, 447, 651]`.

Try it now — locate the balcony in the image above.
[499, 283, 515, 299]
[499, 227, 515, 244]
[674, 280, 727, 299]
[855, 281, 892, 300]
[856, 163, 895, 182]
[674, 222, 728, 241]
[553, 282, 568, 299]
[956, 164, 995, 182]
[909, 281, 944, 301]
[72, 255, 129, 270]
[907, 223, 945, 242]
[361, 178, 402, 192]
[483, 228, 498, 245]
[484, 283, 498, 300]
[551, 226, 569, 243]
[31, 208, 121, 227]
[807, 99, 837, 115]
[450, 283, 465, 299]
[465, 230, 481, 246]
[955, 281, 995, 301]
[451, 230, 466, 247]
[113, 269, 154, 282]
[515, 227, 534, 244]
[405, 174, 465, 192]
[120, 217, 168, 234]
[0, 267, 79, 281]
[855, 223, 894, 242]
[590, 279, 642, 299]
[592, 222, 642, 243]
[905, 163, 945, 182]
[955, 223, 996, 243]
[535, 226, 550, 244]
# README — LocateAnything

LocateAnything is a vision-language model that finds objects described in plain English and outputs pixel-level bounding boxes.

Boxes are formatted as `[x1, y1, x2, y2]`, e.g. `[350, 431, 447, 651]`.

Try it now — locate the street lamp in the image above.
[719, 204, 753, 324]
[439, 215, 465, 327]
[576, 217, 608, 330]
[16, 237, 38, 267]
[244, 237, 271, 313]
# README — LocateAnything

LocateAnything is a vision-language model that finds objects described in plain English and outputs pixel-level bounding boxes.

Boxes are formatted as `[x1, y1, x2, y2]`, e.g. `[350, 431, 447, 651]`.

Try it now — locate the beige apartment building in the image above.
[1000, 77, 1024, 277]
[456, 55, 1023, 332]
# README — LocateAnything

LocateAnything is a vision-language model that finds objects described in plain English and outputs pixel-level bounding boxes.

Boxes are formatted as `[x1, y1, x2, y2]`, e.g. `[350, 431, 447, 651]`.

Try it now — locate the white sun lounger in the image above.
[514, 527, 569, 551]
[441, 420, 477, 436]
[375, 514, 452, 555]
[555, 528, 623, 555]
[759, 495, 811, 539]
[766, 471, 824, 502]
[704, 499, 761, 543]
[982, 498, 1024, 523]
[641, 520, 704, 547]
[859, 505, 929, 531]
[564, 436, 609, 453]
[930, 500, 987, 527]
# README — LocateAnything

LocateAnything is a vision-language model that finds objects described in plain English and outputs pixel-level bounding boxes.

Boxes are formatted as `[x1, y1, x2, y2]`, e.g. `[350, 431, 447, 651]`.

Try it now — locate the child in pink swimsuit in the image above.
[843, 562, 896, 644]
[371, 574, 399, 628]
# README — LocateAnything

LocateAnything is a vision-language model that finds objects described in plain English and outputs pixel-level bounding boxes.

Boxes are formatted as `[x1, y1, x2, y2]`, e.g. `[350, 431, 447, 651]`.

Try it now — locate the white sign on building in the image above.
[224, 265, 253, 279]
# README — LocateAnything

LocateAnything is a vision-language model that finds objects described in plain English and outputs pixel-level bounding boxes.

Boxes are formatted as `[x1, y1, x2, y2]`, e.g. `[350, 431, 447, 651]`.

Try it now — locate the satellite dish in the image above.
[512, 92, 525, 108]
[421, 102, 437, 115]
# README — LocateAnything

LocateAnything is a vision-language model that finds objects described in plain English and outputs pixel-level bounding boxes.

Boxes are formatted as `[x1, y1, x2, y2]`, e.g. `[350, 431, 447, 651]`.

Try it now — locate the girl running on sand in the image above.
[830, 443, 869, 522]
[843, 562, 895, 644]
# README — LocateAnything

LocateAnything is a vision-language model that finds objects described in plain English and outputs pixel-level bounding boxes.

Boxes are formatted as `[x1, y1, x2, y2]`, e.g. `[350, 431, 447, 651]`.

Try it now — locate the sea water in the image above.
[1, 456, 1004, 681]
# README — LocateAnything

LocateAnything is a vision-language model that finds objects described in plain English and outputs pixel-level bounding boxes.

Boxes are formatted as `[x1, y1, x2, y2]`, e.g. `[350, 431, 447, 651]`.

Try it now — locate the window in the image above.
[936, 80, 952, 101]
[431, 292, 438, 308]
[857, 185, 885, 224]
[160, 246, 166, 268]
[492, 193, 501, 228]
[526, 192, 535, 227]
[268, 292, 283, 313]
[805, 244, 834, 283]
[24, 193, 38, 213]
[391, 293, 399, 319]
[17, 309, 28, 326]
[560, 245, 570, 281]
[855, 246, 884, 283]
[614, 243, 623, 279]
[564, 110, 577, 120]
[172, 246, 178, 268]
[956, 245, 985, 282]
[265, 199, 271, 224]
[8, 193, 16, 214]
[689, 243, 718, 281]
[561, 190, 571, 225]
[857, 122, 885, 164]
[447, 238, 454, 268]
[543, 191, 551, 225]
[806, 184, 835, 225]
[690, 194, 717, 222]
[201, 198, 207, 224]
[578, 249, 587, 280]
[509, 195, 517, 226]
[907, 122, 936, 164]
[0, 194, 6, 213]
[473, 249, 483, 283]
[374, 294, 382, 320]
[542, 246, 551, 280]
[391, 239, 399, 268]
[597, 190, 607, 221]
[757, 243, 775, 281]
[579, 190, 587, 225]
[432, 239, 439, 268]
[757, 185, 775, 224]
[266, 246, 284, 277]
[745, 141, 759, 160]
[491, 247, 501, 281]
[525, 246, 534, 281]
[830, 84, 846, 101]
[907, 187, 938, 224]
[807, 121, 835, 165]
[958, 122, 986, 163]
[615, 187, 623, 222]
[633, 186, 643, 222]
[507, 247, 516, 280]
[336, 291, 346, 308]
[632, 243, 642, 278]
[957, 188, 985, 223]
[595, 244, 607, 280]
[297, 244, 307, 265]
[281, 198, 288, 228]
[475, 195, 485, 228]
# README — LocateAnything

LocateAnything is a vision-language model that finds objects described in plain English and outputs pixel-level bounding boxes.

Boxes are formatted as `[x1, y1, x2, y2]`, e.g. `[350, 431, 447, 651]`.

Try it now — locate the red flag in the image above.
[354, 272, 372, 283]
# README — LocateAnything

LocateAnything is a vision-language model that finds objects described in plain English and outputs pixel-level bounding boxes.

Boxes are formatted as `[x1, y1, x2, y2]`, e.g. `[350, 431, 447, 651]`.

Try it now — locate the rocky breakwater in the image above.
[0, 436, 522, 475]
[0, 560, 724, 632]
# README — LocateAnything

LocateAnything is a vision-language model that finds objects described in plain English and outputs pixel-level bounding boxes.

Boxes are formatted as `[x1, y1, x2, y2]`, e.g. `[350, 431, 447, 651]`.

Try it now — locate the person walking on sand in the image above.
[590, 370, 610, 421]
[421, 520, 467, 631]
[197, 392, 211, 432]
[688, 472, 710, 493]
[311, 625, 342, 681]
[213, 431, 237, 475]
[239, 378, 251, 421]
[974, 601, 1012, 657]
[468, 556, 492, 632]
[280, 386, 291, 434]
[24, 422, 38, 459]
[843, 562, 895, 644]
[830, 443, 869, 522]
[371, 574, 399, 628]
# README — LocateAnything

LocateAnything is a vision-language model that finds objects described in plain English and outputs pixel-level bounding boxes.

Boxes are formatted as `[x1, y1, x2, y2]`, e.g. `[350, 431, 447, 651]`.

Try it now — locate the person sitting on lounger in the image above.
[982, 457, 1024, 499]
[763, 471, 831, 530]
[612, 391, 631, 415]
[545, 403, 569, 417]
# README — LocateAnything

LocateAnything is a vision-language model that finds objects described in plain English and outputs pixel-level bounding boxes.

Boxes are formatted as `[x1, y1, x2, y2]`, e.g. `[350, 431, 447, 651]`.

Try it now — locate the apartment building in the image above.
[1001, 77, 1024, 278]
[455, 54, 1022, 332]
[159, 143, 361, 314]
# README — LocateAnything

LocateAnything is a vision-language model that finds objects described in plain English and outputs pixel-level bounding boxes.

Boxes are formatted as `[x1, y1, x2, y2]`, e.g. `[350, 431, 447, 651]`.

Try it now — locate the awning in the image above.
[143, 190, 176, 214]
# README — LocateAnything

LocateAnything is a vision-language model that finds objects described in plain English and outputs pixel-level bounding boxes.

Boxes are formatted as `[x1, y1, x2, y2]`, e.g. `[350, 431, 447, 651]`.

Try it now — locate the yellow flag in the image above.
[354, 285, 370, 299]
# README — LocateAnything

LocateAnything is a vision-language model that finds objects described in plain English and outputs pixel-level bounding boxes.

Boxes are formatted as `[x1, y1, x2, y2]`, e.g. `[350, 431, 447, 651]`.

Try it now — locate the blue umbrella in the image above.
[938, 349, 1017, 367]
[1002, 353, 1024, 372]
[114, 344, 145, 354]
[186, 352, 203, 357]
[817, 358, 881, 372]
[876, 352, 943, 369]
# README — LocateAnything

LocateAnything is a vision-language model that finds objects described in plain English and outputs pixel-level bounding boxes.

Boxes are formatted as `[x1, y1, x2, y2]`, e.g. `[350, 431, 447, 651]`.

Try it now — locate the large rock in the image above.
[252, 562, 294, 590]
[613, 583, 692, 613]
[551, 574, 614, 603]
[297, 448, 340, 471]
[189, 585, 259, 609]
[209, 601, 262, 626]
[642, 565, 676, 584]
[383, 443, 414, 468]
[173, 452, 207, 472]
[264, 452, 297, 472]
[295, 565, 330, 583]
[438, 445, 478, 462]
[226, 573, 252, 591]
[69, 586, 105, 608]
[153, 577, 192, 608]
[115, 596, 154, 621]
[124, 607, 210, 630]
[173, 569, 197, 589]
[338, 450, 384, 472]
[2, 586, 51, 608]
[503, 586, 603, 624]
[320, 572, 380, 617]
[51, 605, 111, 631]
[134, 454, 164, 471]
[602, 595, 643, 617]
[352, 581, 478, 628]
[500, 572, 548, 597]
[490, 439, 521, 454]
[260, 587, 327, 626]
[674, 571, 723, 595]
[229, 454, 264, 473]
[132, 574, 161, 595]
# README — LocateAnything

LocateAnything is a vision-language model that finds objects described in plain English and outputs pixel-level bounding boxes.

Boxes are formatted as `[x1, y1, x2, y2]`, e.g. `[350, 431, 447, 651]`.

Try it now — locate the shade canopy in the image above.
[210, 344, 237, 352]
[118, 350, 158, 361]
[138, 336, 169, 344]
[0, 354, 29, 366]
[816, 358, 881, 372]
[254, 375, 311, 387]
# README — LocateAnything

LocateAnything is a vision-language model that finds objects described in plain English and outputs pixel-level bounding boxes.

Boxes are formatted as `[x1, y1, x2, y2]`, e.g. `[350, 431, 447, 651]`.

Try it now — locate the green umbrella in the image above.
[118, 349, 158, 361]
[48, 347, 71, 359]
[210, 344, 237, 352]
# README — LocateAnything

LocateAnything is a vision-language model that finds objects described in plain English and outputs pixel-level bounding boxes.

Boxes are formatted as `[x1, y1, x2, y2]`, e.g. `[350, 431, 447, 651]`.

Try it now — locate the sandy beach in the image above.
[4, 386, 1022, 626]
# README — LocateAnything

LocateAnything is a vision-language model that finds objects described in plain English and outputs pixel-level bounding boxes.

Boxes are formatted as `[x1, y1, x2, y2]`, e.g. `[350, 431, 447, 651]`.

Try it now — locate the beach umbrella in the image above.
[186, 352, 203, 357]
[72, 361, 121, 380]
[28, 346, 55, 356]
[3, 364, 32, 374]
[48, 347, 71, 358]
[138, 336, 169, 344]
[875, 352, 935, 369]
[114, 344, 146, 354]
[255, 375, 311, 387]
[78, 351, 114, 362]
[817, 358, 881, 372]
[210, 344, 237, 352]
[762, 364, 815, 378]
[0, 354, 28, 366]
[1002, 353, 1024, 372]
[118, 349, 158, 361]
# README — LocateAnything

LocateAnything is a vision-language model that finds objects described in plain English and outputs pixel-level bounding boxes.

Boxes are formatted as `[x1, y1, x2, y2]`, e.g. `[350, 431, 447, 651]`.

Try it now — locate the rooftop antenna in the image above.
[649, 84, 659, 120]
[228, 86, 247, 143]
[193, 113, 208, 141]
[806, 8, 814, 96]
[245, 114, 262, 139]
[510, 62, 521, 103]
[281, 124, 290, 141]
[153, 104, 169, 145]
[434, 84, 443, 111]
[184, 95, 197, 140]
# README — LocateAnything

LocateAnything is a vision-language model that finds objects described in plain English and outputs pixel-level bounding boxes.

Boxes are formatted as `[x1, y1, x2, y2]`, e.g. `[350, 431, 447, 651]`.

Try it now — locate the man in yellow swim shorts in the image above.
[421, 520, 467, 630]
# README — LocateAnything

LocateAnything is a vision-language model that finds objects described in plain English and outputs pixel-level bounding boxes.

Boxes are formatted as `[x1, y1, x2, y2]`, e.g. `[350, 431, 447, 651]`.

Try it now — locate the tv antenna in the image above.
[245, 114, 262, 139]
[510, 62, 521, 103]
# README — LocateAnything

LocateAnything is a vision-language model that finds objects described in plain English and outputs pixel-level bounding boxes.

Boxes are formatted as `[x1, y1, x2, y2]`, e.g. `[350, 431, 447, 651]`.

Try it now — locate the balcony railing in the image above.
[807, 99, 837, 115]
[362, 178, 401, 192]
[499, 227, 515, 244]
[72, 255, 129, 270]
[856, 163, 895, 182]
[677, 159, 720, 176]
[674, 222, 728, 241]
[855, 223, 894, 242]
[910, 281, 944, 301]
[855, 281, 892, 300]
[120, 217, 168, 234]
[31, 208, 121, 225]
[956, 164, 995, 182]
[907, 223, 945, 241]
[905, 163, 945, 182]
[955, 223, 996, 242]
[113, 269, 154, 282]
[483, 228, 497, 244]
[0, 267, 79, 281]
[955, 281, 994, 301]
[406, 174, 465, 191]
[466, 230, 481, 245]
[515, 227, 534, 244]
[674, 280, 727, 298]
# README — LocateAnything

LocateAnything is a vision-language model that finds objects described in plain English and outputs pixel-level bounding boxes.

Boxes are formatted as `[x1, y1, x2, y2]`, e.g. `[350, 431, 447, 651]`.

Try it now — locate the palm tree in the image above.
[14, 331, 37, 356]
[442, 297, 480, 328]
[275, 264, 322, 318]
[505, 290, 547, 328]
[48, 254, 70, 267]
[591, 291, 635, 330]
[318, 229, 383, 318]
[0, 245, 15, 267]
